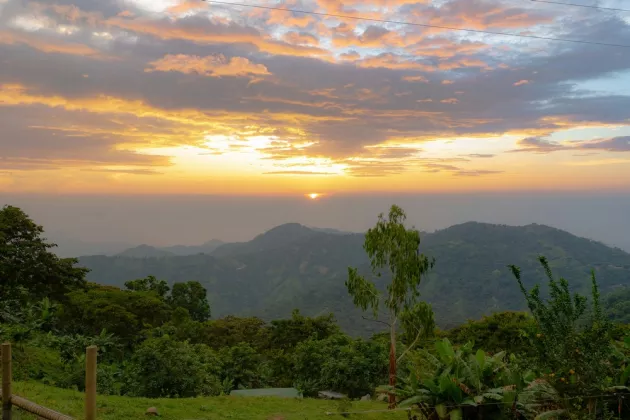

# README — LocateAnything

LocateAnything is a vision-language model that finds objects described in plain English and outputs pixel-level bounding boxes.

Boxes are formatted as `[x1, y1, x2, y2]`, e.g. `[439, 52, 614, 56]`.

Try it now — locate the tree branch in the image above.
[362, 316, 391, 327]
[397, 328, 422, 363]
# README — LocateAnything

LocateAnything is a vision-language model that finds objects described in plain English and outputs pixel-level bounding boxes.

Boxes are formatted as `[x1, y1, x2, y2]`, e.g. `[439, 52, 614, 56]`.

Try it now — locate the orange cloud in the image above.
[107, 16, 332, 60]
[402, 75, 429, 83]
[145, 54, 271, 78]
[167, 0, 208, 14]
[283, 31, 319, 46]
[440, 98, 459, 104]
[442, 80, 454, 85]
[354, 53, 436, 71]
[514, 80, 530, 86]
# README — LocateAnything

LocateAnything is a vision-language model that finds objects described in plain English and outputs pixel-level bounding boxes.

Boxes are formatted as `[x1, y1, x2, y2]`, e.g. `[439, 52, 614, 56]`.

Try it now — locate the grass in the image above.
[7, 381, 409, 420]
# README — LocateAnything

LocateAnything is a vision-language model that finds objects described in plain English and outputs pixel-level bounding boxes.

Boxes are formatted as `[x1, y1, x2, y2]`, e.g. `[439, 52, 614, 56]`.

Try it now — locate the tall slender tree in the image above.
[346, 205, 434, 407]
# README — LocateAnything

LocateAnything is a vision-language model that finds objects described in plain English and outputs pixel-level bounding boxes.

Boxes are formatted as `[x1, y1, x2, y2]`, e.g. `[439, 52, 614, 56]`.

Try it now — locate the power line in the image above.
[202, 0, 630, 48]
[529, 0, 630, 13]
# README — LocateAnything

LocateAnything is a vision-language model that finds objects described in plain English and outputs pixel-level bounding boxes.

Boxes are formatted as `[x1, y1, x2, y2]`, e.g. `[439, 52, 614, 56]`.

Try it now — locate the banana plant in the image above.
[399, 339, 534, 420]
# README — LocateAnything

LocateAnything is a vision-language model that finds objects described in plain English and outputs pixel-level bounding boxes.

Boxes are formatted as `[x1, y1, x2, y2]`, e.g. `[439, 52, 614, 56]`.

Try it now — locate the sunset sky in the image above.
[1, 0, 630, 195]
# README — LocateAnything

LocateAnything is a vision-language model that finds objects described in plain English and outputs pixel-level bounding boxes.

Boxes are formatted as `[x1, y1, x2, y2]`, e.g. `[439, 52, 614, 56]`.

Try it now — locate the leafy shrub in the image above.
[123, 336, 221, 398]
[293, 334, 387, 398]
[510, 256, 613, 396]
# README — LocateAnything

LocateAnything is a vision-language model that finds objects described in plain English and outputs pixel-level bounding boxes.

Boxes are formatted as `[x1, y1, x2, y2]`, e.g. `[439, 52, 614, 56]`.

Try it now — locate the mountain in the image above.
[78, 222, 630, 335]
[211, 223, 325, 257]
[160, 239, 225, 256]
[115, 245, 176, 258]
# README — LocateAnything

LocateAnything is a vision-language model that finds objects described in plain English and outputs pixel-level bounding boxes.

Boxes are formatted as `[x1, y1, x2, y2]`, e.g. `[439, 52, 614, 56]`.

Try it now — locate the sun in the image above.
[307, 193, 319, 200]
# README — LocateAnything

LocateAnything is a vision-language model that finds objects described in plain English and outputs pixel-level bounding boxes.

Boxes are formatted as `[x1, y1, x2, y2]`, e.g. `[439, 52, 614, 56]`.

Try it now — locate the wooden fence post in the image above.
[2, 343, 12, 420]
[85, 346, 97, 420]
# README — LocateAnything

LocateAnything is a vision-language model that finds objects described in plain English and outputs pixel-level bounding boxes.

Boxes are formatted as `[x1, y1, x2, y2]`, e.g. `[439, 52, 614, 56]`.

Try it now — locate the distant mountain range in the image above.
[114, 239, 226, 258]
[78, 222, 630, 335]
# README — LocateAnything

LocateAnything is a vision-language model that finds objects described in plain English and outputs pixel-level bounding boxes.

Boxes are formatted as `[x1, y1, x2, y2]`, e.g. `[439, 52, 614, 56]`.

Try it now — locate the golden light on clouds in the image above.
[1, 0, 630, 194]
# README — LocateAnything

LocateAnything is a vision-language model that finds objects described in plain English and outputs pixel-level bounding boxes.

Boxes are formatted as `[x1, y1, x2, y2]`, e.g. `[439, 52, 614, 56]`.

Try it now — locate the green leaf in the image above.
[535, 409, 566, 420]
[449, 408, 463, 420]
[435, 404, 448, 419]
[400, 395, 430, 407]
[475, 349, 486, 371]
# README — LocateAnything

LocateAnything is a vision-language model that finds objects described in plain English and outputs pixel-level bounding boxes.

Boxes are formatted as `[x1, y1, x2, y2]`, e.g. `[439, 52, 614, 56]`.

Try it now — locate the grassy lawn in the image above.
[8, 382, 409, 420]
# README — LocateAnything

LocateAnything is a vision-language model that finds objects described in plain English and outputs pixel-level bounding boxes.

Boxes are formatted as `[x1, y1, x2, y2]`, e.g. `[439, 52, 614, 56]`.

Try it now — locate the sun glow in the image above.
[307, 193, 319, 199]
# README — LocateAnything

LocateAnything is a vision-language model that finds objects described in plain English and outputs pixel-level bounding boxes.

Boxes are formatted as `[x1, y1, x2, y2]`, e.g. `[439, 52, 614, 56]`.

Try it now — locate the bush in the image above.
[123, 336, 221, 398]
[293, 334, 387, 398]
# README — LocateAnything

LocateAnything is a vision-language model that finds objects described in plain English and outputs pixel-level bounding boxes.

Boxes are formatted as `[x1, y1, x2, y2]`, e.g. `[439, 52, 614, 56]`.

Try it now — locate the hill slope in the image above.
[79, 222, 630, 334]
[160, 239, 225, 256]
[11, 381, 399, 420]
[115, 245, 175, 258]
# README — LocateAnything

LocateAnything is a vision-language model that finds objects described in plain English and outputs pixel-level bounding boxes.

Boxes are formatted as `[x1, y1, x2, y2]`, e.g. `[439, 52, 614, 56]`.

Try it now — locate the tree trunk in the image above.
[388, 319, 397, 408]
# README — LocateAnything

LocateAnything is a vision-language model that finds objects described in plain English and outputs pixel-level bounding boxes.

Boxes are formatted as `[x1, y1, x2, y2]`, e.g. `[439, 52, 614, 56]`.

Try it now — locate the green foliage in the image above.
[123, 336, 222, 398]
[196, 316, 267, 349]
[218, 343, 263, 391]
[58, 284, 173, 345]
[346, 205, 434, 318]
[292, 334, 388, 398]
[509, 256, 614, 396]
[443, 312, 535, 355]
[605, 288, 630, 324]
[125, 275, 170, 299]
[169, 281, 211, 321]
[268, 309, 340, 350]
[0, 205, 88, 302]
[399, 338, 534, 420]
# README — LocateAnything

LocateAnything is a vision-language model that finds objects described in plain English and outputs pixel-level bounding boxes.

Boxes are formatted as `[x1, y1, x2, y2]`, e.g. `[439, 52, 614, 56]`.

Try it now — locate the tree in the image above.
[0, 205, 88, 302]
[169, 281, 211, 322]
[58, 284, 172, 346]
[346, 205, 435, 407]
[124, 336, 221, 398]
[268, 309, 340, 350]
[125, 275, 170, 300]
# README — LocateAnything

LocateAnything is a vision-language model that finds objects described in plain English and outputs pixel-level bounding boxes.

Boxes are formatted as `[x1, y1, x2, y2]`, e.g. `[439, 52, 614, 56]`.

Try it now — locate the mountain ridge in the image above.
[78, 221, 630, 334]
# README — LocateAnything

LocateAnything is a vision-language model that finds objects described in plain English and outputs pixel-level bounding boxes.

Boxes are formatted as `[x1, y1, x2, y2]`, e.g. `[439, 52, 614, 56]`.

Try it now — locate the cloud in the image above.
[455, 170, 503, 177]
[510, 136, 630, 154]
[513, 80, 530, 86]
[464, 153, 496, 158]
[283, 31, 319, 46]
[577, 137, 630, 152]
[402, 75, 428, 83]
[263, 170, 336, 175]
[0, 30, 104, 57]
[2, 0, 630, 185]
[80, 168, 164, 175]
[145, 54, 271, 78]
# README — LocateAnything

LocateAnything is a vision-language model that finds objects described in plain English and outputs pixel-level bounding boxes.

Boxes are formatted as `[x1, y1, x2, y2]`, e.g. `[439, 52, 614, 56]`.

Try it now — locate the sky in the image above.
[1, 0, 630, 195]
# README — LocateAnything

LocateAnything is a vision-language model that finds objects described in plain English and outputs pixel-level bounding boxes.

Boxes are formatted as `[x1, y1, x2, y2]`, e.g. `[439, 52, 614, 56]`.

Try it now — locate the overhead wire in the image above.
[529, 0, 630, 13]
[201, 0, 630, 48]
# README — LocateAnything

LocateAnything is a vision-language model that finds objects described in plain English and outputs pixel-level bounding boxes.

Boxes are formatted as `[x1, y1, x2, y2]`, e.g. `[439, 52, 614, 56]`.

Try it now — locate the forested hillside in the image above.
[80, 221, 630, 333]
